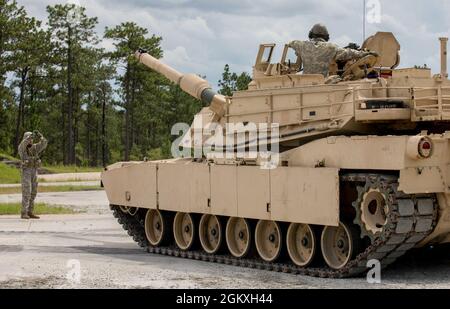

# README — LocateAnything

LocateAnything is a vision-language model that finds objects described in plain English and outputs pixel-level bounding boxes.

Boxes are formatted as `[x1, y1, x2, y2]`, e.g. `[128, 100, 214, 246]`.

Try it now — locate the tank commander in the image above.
[18, 130, 48, 219]
[288, 23, 378, 77]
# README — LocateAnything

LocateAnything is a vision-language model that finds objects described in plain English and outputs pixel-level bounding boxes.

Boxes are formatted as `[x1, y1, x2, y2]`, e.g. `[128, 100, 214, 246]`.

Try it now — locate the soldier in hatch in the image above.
[289, 23, 377, 77]
[18, 130, 48, 219]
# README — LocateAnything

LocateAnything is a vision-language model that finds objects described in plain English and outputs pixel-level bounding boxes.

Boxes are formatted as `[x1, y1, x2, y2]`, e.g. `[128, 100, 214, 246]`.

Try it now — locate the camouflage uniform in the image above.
[18, 131, 48, 218]
[289, 38, 371, 77]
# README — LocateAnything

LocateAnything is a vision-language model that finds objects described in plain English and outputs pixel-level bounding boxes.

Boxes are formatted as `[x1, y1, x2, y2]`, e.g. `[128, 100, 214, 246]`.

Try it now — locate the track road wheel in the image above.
[255, 220, 282, 262]
[173, 212, 196, 250]
[199, 214, 223, 254]
[226, 217, 252, 258]
[321, 222, 360, 270]
[286, 223, 317, 267]
[145, 209, 171, 246]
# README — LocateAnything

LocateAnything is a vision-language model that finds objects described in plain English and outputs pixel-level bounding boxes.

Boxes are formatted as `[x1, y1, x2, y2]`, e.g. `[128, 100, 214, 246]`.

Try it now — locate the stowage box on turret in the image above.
[102, 32, 450, 278]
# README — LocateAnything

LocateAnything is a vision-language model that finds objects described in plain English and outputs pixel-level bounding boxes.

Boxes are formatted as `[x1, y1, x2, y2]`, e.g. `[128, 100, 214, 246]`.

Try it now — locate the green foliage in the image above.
[0, 152, 16, 161]
[0, 185, 101, 194]
[47, 4, 101, 165]
[0, 0, 27, 154]
[105, 22, 164, 161]
[0, 162, 21, 184]
[0, 3, 251, 167]
[218, 64, 252, 96]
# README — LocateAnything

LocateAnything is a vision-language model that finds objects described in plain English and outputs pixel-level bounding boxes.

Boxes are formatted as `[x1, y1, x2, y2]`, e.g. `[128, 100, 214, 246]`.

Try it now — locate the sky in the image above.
[15, 0, 450, 88]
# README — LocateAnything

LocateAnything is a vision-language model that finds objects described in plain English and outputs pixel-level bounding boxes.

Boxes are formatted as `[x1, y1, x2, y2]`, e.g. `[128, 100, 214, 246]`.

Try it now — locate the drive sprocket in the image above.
[352, 175, 393, 241]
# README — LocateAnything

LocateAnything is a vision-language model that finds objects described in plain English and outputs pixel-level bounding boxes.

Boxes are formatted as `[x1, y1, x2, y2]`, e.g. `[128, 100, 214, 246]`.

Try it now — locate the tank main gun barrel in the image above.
[135, 49, 227, 118]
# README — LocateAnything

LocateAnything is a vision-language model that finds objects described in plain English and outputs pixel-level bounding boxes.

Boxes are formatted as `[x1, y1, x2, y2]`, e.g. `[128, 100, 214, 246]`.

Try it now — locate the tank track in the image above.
[110, 173, 438, 278]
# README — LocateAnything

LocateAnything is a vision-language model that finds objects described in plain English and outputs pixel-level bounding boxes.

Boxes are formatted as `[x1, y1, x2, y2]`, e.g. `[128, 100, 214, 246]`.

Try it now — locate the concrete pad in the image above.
[0, 191, 449, 288]
[38, 172, 101, 182]
[0, 181, 100, 188]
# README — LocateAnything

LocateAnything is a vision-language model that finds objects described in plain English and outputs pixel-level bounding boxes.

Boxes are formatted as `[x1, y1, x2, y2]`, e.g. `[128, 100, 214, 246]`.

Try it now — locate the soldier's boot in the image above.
[21, 196, 30, 219]
[28, 199, 39, 219]
[28, 213, 40, 219]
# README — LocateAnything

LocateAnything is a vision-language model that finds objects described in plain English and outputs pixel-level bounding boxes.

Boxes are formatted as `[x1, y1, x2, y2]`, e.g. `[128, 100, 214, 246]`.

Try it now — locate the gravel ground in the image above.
[0, 191, 450, 289]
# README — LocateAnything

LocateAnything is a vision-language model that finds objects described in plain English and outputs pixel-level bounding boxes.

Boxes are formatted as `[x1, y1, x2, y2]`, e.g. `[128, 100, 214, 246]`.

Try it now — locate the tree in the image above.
[9, 16, 50, 154]
[218, 64, 252, 96]
[79, 51, 115, 167]
[47, 3, 99, 164]
[0, 0, 26, 87]
[0, 2, 245, 166]
[0, 0, 27, 152]
[104, 22, 163, 161]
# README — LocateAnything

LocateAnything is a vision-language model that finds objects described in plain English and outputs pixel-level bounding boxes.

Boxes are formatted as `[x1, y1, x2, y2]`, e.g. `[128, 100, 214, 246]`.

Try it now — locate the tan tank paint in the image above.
[103, 32, 450, 276]
[362, 32, 400, 69]
[158, 160, 195, 213]
[236, 167, 271, 221]
[102, 162, 157, 209]
[270, 167, 339, 226]
[103, 161, 340, 226]
[283, 135, 449, 171]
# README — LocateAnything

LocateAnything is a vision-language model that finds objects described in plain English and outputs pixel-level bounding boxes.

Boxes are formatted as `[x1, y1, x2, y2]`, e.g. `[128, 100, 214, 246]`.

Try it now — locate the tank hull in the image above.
[102, 134, 449, 277]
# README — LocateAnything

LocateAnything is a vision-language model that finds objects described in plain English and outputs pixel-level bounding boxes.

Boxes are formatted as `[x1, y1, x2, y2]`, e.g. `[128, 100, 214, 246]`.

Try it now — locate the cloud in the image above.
[16, 0, 450, 87]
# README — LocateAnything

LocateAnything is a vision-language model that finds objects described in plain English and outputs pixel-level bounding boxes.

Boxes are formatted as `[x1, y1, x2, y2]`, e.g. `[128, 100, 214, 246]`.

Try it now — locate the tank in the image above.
[101, 32, 450, 278]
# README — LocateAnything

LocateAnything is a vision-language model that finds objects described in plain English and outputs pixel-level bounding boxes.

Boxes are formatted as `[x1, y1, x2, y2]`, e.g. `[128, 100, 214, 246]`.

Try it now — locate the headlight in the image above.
[406, 136, 434, 160]
[418, 137, 433, 158]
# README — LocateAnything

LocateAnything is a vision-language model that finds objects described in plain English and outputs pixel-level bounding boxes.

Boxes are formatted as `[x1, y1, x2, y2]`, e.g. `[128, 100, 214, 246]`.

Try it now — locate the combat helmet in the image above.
[309, 23, 330, 42]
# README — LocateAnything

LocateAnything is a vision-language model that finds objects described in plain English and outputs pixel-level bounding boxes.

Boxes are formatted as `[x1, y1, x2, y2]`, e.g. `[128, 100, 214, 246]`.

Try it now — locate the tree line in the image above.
[0, 0, 251, 166]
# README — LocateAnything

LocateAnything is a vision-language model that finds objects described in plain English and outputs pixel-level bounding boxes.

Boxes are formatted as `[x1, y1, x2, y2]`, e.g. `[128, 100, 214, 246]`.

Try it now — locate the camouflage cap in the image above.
[23, 132, 33, 140]
[309, 23, 330, 42]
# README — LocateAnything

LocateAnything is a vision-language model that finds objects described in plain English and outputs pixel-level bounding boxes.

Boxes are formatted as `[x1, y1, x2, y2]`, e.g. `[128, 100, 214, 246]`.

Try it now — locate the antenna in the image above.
[363, 0, 366, 43]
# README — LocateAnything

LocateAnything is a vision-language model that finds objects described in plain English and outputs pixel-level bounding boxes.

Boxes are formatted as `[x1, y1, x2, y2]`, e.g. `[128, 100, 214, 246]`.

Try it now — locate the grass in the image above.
[43, 165, 103, 174]
[0, 152, 17, 161]
[0, 161, 103, 184]
[0, 163, 21, 184]
[0, 203, 77, 215]
[0, 185, 102, 195]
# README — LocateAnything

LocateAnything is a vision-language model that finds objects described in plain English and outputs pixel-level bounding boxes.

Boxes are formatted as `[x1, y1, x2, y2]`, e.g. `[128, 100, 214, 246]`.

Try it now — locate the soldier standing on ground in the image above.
[18, 131, 48, 219]
[288, 23, 378, 77]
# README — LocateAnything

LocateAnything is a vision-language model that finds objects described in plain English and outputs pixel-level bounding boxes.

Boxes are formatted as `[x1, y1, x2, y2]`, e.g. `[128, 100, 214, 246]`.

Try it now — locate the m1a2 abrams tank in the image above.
[102, 32, 450, 278]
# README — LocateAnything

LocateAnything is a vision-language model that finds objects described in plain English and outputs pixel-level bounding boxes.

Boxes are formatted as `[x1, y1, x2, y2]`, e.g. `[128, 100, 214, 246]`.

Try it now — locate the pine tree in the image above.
[9, 15, 50, 154]
[46, 3, 99, 165]
[0, 0, 27, 153]
[104, 22, 164, 161]
[218, 64, 252, 96]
